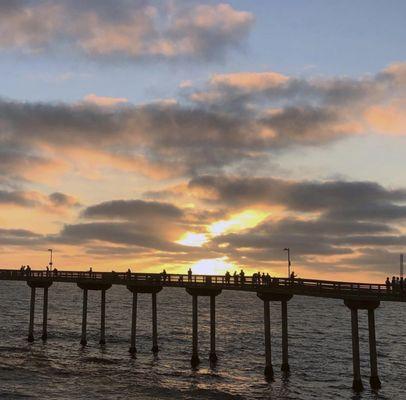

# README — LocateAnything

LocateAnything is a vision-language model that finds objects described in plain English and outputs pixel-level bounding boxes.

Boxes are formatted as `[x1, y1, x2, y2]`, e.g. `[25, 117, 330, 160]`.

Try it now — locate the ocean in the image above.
[0, 280, 405, 399]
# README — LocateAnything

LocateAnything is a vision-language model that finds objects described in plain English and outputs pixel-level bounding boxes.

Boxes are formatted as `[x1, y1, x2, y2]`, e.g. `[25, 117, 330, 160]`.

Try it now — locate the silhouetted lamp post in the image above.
[284, 248, 291, 277]
[48, 249, 53, 271]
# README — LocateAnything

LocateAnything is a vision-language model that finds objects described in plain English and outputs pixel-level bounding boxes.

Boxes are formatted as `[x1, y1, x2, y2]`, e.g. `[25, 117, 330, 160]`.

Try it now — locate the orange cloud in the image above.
[364, 100, 406, 135]
[210, 71, 289, 91]
[83, 94, 128, 107]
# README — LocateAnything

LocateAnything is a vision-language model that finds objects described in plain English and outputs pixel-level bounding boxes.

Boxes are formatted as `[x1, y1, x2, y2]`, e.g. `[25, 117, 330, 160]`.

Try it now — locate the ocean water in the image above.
[0, 280, 405, 399]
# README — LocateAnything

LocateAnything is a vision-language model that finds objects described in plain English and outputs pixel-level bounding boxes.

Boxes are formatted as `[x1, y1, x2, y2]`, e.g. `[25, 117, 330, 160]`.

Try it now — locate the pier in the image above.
[0, 269, 403, 391]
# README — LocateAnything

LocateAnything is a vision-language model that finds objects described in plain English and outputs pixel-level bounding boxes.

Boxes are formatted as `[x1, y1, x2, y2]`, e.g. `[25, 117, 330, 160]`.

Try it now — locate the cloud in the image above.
[54, 221, 200, 253]
[210, 71, 289, 91]
[189, 175, 406, 213]
[48, 192, 80, 208]
[0, 190, 39, 207]
[0, 228, 43, 246]
[364, 99, 406, 135]
[82, 199, 183, 220]
[0, 1, 254, 62]
[1, 62, 405, 184]
[185, 174, 406, 272]
[83, 94, 128, 107]
[0, 189, 79, 211]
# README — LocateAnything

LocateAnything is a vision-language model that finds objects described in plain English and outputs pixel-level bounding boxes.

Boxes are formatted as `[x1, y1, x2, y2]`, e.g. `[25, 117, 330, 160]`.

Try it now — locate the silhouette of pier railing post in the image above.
[77, 280, 112, 346]
[344, 299, 381, 391]
[186, 286, 222, 367]
[27, 279, 52, 342]
[127, 282, 163, 354]
[257, 292, 293, 378]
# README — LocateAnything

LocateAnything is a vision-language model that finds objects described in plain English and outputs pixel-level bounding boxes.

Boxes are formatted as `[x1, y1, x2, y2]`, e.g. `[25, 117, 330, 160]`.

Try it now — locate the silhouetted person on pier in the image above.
[266, 273, 271, 285]
[88, 267, 93, 277]
[252, 273, 257, 285]
[385, 277, 391, 292]
[400, 277, 404, 292]
[233, 271, 238, 285]
[396, 277, 400, 292]
[126, 268, 131, 279]
[188, 268, 192, 282]
[20, 265, 25, 275]
[392, 276, 396, 292]
[225, 271, 230, 284]
[162, 269, 167, 282]
[240, 269, 245, 285]
[26, 265, 31, 276]
[290, 271, 296, 282]
[53, 267, 58, 276]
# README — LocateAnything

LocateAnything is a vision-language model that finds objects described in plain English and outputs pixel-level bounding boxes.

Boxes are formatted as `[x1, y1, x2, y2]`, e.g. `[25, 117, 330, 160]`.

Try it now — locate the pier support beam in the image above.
[41, 286, 49, 341]
[126, 284, 162, 354]
[99, 289, 106, 345]
[77, 281, 112, 346]
[27, 280, 52, 342]
[209, 295, 217, 363]
[80, 288, 88, 346]
[186, 287, 222, 367]
[281, 300, 289, 372]
[130, 291, 137, 354]
[368, 309, 381, 390]
[151, 292, 158, 353]
[350, 308, 363, 392]
[263, 299, 273, 378]
[257, 292, 293, 378]
[28, 286, 36, 342]
[344, 299, 380, 392]
[191, 294, 199, 367]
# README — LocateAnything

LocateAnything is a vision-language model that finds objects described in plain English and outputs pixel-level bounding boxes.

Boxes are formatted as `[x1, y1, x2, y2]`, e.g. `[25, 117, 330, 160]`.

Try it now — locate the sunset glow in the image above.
[190, 257, 236, 275]
[209, 210, 270, 236]
[0, 0, 404, 283]
[177, 232, 208, 247]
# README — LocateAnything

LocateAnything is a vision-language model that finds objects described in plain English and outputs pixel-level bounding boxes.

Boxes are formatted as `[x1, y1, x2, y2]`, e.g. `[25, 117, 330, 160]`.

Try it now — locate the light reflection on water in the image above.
[0, 281, 405, 399]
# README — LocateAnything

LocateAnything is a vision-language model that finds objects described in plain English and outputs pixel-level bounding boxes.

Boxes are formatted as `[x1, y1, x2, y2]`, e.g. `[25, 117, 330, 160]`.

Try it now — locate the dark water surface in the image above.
[0, 281, 405, 399]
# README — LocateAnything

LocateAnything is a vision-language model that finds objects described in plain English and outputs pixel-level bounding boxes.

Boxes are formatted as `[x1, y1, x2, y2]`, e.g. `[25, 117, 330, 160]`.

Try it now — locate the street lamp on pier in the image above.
[48, 249, 53, 271]
[283, 248, 291, 277]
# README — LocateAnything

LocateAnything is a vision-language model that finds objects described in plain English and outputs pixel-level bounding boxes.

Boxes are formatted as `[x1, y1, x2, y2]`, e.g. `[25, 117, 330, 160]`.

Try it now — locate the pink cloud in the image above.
[83, 94, 128, 107]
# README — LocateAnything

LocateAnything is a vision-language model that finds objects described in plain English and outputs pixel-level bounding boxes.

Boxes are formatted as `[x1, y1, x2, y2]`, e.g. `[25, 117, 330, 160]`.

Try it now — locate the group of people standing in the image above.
[386, 276, 406, 293]
[19, 265, 32, 275]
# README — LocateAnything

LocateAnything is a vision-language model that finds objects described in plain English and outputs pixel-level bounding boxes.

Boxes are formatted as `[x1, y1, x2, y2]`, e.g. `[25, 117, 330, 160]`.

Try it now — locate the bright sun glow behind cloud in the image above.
[177, 232, 207, 247]
[190, 257, 236, 275]
[176, 209, 270, 247]
[209, 209, 269, 235]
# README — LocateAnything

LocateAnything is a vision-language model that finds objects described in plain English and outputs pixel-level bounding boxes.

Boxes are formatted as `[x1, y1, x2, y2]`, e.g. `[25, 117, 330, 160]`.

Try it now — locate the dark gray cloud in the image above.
[0, 189, 79, 210]
[0, 190, 37, 207]
[82, 199, 183, 220]
[54, 221, 195, 253]
[0, 228, 42, 246]
[189, 175, 406, 215]
[49, 192, 80, 208]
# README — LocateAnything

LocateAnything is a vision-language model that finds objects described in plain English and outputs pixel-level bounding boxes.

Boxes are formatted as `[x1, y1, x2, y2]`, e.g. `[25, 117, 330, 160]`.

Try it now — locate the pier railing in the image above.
[0, 269, 402, 301]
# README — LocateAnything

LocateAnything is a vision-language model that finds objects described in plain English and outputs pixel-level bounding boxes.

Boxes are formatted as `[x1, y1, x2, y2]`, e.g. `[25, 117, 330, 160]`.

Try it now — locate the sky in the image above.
[0, 0, 405, 281]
